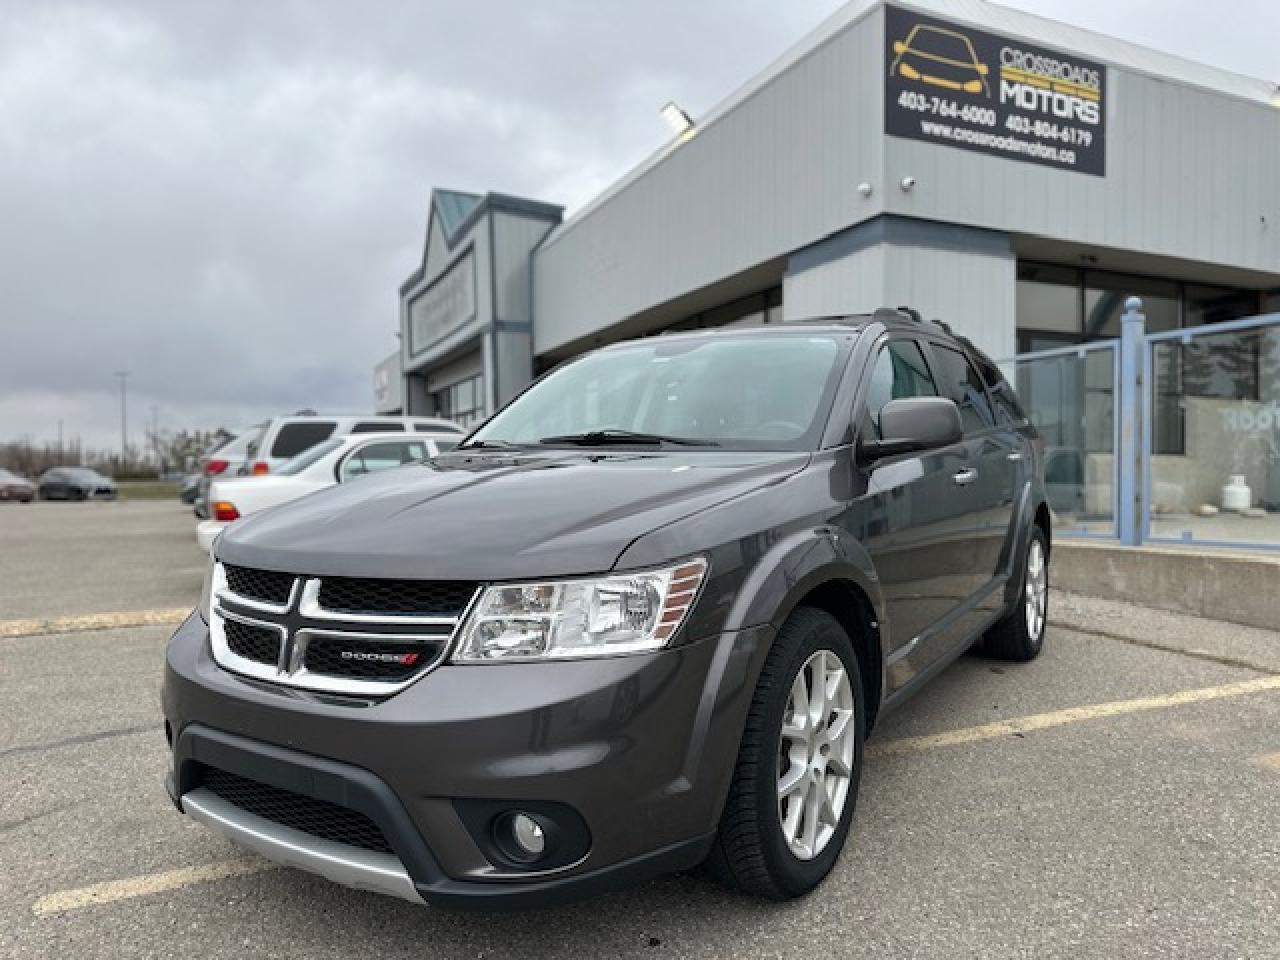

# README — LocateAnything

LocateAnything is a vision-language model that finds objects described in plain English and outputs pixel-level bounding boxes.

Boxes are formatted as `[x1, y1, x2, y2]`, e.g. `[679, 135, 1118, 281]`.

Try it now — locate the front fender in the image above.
[721, 526, 886, 641]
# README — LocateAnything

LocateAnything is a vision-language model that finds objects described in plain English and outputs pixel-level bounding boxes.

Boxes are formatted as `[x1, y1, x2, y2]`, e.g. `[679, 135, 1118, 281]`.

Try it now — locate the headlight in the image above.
[198, 557, 217, 624]
[451, 558, 707, 662]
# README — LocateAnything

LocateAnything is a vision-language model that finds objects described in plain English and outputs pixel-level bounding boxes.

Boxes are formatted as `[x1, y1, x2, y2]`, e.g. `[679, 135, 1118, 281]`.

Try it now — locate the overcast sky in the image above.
[1, 0, 1276, 452]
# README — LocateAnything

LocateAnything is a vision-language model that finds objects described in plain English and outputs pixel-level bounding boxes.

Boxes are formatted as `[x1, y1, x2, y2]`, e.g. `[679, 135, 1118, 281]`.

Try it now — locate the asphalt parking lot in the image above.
[2, 502, 1278, 959]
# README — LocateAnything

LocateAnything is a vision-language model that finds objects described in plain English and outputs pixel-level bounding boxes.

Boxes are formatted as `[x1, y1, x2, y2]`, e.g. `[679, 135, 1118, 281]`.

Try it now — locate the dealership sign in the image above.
[409, 249, 477, 354]
[884, 4, 1107, 176]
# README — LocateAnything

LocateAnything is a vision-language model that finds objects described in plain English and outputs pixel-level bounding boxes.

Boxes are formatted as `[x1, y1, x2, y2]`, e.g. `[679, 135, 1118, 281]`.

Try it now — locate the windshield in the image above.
[469, 334, 845, 451]
[277, 437, 345, 475]
[212, 426, 263, 458]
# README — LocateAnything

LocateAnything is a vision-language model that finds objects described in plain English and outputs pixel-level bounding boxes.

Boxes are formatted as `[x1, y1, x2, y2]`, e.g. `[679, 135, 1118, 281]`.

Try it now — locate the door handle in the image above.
[1006, 451, 1024, 462]
[953, 467, 978, 486]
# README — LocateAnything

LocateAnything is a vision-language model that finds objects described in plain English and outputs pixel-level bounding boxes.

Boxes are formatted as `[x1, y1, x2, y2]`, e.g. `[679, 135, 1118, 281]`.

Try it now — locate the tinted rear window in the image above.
[929, 345, 996, 433]
[973, 355, 1028, 426]
[351, 421, 405, 434]
[270, 421, 337, 458]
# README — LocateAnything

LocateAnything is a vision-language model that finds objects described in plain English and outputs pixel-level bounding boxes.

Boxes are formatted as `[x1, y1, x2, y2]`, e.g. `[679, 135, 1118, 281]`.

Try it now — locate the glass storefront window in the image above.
[664, 287, 783, 333]
[1083, 272, 1178, 338]
[1016, 263, 1080, 334]
[1149, 324, 1280, 545]
[1186, 285, 1261, 327]
[433, 375, 485, 429]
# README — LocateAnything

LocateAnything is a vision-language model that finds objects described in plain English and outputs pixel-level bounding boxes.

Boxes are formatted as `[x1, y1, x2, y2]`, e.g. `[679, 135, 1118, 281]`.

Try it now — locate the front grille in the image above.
[201, 767, 393, 854]
[224, 619, 281, 667]
[317, 577, 477, 617]
[225, 565, 295, 605]
[304, 635, 445, 682]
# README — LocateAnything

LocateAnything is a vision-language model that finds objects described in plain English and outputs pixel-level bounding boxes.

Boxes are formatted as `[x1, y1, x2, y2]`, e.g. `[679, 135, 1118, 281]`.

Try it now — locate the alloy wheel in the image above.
[1024, 538, 1048, 641]
[776, 649, 856, 861]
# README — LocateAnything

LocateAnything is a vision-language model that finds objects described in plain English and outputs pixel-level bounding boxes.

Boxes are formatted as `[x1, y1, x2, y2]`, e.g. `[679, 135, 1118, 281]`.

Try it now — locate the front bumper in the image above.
[162, 613, 771, 908]
[195, 520, 225, 554]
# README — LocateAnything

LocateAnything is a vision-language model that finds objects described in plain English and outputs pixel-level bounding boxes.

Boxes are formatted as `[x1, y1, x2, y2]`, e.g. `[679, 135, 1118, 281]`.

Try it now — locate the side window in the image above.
[339, 441, 425, 482]
[863, 340, 938, 436]
[973, 355, 1027, 426]
[351, 421, 405, 434]
[271, 421, 337, 458]
[930, 345, 996, 433]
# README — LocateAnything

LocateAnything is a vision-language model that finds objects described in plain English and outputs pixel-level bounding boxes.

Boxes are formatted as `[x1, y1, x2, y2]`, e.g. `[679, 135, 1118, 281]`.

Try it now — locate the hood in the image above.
[215, 449, 809, 580]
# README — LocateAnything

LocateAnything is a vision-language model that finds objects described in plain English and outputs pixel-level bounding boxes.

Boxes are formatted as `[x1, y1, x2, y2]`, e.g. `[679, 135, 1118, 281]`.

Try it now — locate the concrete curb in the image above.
[1053, 540, 1280, 632]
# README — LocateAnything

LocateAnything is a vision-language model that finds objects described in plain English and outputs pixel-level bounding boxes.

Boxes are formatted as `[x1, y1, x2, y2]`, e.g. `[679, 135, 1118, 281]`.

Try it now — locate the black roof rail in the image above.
[871, 307, 910, 324]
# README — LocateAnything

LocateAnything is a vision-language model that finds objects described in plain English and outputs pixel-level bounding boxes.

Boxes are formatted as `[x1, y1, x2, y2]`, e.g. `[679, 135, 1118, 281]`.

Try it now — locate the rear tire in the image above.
[984, 525, 1049, 662]
[706, 607, 864, 900]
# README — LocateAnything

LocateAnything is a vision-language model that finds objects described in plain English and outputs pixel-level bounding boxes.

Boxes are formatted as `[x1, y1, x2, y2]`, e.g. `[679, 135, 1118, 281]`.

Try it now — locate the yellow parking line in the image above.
[30, 675, 1280, 916]
[869, 675, 1280, 758]
[0, 608, 190, 639]
[31, 858, 275, 917]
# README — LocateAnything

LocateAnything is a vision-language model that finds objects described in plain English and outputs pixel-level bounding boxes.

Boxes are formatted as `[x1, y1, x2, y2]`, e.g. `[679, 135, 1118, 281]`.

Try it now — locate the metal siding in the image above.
[784, 244, 887, 320]
[533, 6, 887, 355]
[532, 0, 1279, 361]
[882, 244, 1016, 360]
[492, 211, 555, 325]
[883, 69, 1280, 272]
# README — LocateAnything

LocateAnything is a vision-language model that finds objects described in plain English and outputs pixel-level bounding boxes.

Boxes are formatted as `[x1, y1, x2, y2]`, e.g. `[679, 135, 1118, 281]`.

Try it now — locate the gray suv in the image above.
[163, 310, 1050, 909]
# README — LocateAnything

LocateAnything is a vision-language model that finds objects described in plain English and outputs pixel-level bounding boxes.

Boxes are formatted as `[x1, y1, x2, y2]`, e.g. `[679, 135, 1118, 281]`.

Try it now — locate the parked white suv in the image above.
[243, 415, 464, 476]
[196, 432, 459, 552]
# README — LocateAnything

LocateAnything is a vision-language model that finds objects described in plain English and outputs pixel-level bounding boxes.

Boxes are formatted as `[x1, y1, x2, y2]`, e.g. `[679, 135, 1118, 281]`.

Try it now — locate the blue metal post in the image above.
[1118, 297, 1146, 546]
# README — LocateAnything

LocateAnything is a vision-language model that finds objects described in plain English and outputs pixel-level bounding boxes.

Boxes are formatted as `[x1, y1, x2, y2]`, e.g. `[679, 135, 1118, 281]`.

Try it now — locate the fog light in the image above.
[510, 813, 546, 858]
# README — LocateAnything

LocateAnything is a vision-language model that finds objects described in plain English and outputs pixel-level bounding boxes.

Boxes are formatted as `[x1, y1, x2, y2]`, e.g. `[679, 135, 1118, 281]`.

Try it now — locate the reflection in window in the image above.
[1017, 263, 1080, 334]
[432, 375, 485, 429]
[864, 341, 938, 436]
[930, 345, 996, 434]
[1083, 272, 1178, 338]
[1185, 285, 1260, 328]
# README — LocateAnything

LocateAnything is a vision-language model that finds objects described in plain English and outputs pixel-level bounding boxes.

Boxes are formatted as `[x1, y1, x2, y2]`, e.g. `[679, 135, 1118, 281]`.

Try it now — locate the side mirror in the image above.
[861, 397, 962, 461]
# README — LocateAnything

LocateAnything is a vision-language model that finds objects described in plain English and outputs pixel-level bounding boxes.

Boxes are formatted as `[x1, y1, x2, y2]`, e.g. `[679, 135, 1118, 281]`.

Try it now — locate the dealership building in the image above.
[378, 0, 1279, 425]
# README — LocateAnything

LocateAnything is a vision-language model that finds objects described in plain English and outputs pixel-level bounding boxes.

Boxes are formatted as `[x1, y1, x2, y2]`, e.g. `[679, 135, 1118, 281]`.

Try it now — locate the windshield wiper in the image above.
[457, 439, 523, 451]
[538, 429, 718, 448]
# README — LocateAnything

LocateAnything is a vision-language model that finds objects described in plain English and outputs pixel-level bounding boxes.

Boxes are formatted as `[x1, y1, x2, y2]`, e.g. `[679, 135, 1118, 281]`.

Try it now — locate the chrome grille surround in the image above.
[208, 562, 479, 697]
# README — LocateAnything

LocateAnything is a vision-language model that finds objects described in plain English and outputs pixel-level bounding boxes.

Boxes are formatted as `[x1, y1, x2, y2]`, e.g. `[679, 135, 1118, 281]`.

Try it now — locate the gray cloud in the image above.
[1, 0, 1276, 450]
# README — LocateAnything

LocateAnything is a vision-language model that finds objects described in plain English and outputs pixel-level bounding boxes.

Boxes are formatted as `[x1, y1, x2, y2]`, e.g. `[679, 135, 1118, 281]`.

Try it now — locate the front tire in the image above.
[707, 607, 864, 900]
[984, 525, 1049, 661]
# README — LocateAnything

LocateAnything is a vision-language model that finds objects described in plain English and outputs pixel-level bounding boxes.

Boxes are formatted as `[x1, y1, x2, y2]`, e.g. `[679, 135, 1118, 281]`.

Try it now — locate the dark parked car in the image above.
[0, 468, 35, 502]
[164, 309, 1050, 909]
[38, 467, 118, 501]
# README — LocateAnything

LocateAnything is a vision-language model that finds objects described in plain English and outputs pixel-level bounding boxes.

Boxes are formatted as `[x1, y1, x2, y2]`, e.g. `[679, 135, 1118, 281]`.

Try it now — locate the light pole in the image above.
[115, 371, 130, 469]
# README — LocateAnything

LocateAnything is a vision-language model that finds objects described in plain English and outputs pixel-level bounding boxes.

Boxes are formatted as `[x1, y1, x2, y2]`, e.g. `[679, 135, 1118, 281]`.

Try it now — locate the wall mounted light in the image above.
[857, 182, 873, 197]
[899, 176, 916, 192]
[660, 102, 696, 139]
